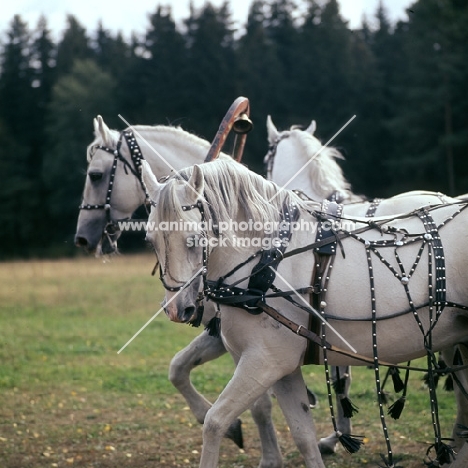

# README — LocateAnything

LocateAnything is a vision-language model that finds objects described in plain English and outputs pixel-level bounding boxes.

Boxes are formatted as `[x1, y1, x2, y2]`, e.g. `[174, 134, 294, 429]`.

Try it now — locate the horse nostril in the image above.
[75, 236, 89, 247]
[183, 306, 196, 321]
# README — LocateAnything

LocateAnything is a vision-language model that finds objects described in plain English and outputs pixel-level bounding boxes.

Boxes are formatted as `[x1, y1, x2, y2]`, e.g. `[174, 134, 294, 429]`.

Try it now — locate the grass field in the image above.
[0, 253, 458, 467]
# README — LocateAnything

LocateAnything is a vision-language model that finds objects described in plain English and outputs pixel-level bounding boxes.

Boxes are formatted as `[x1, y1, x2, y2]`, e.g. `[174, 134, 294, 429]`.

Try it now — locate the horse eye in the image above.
[89, 172, 103, 182]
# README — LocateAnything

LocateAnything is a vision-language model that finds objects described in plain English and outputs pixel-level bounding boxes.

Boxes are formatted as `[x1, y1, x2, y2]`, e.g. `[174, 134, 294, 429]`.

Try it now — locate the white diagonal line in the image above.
[268, 115, 356, 204]
[117, 266, 204, 354]
[270, 267, 357, 353]
[118, 114, 202, 200]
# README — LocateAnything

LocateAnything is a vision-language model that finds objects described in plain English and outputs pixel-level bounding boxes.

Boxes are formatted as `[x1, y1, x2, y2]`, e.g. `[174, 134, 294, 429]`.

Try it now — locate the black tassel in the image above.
[424, 441, 455, 466]
[339, 396, 359, 418]
[205, 315, 221, 337]
[443, 374, 453, 391]
[338, 433, 365, 454]
[390, 367, 405, 393]
[388, 396, 406, 420]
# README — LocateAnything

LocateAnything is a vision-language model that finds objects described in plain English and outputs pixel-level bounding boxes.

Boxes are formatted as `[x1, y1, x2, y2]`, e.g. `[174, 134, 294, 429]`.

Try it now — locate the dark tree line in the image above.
[0, 0, 467, 258]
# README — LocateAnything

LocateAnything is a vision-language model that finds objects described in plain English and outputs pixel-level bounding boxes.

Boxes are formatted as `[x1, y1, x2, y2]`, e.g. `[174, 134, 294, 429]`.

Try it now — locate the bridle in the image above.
[79, 130, 147, 246]
[264, 132, 290, 180]
[158, 199, 209, 294]
[153, 198, 210, 328]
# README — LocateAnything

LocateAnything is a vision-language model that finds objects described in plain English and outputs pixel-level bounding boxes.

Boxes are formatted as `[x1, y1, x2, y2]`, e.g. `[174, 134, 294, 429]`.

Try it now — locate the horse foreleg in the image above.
[168, 330, 243, 447]
[249, 391, 283, 468]
[449, 441, 468, 468]
[272, 367, 325, 468]
[318, 365, 352, 454]
[199, 357, 288, 468]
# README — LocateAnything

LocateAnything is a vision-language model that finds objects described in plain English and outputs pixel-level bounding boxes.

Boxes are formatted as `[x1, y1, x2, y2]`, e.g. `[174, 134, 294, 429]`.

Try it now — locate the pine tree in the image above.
[93, 22, 130, 80]
[235, 0, 284, 171]
[139, 6, 187, 123]
[43, 59, 118, 245]
[182, 2, 237, 138]
[0, 15, 44, 255]
[388, 0, 468, 195]
[55, 15, 93, 76]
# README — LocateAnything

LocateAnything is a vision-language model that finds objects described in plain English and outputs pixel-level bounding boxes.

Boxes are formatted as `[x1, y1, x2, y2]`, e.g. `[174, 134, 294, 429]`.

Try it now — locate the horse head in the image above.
[74, 116, 146, 255]
[265, 116, 357, 203]
[142, 161, 206, 324]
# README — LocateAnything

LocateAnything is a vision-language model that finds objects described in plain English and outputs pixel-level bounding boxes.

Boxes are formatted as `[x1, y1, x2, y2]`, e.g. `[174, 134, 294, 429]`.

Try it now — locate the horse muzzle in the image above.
[162, 297, 198, 323]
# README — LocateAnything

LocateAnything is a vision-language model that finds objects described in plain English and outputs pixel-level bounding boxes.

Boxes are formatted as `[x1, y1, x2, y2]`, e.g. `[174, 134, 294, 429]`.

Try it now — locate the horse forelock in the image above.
[155, 160, 308, 243]
[86, 129, 120, 163]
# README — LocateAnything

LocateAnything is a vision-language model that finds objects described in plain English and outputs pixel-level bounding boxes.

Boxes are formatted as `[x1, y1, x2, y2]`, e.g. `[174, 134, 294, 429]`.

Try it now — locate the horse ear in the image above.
[95, 115, 113, 146]
[141, 160, 161, 199]
[186, 165, 204, 202]
[306, 120, 317, 135]
[266, 115, 279, 144]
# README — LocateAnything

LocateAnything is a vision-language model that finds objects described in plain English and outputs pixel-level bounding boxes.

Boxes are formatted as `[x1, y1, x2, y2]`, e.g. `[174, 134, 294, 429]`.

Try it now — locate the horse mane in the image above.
[288, 128, 364, 202]
[87, 125, 216, 163]
[156, 160, 312, 241]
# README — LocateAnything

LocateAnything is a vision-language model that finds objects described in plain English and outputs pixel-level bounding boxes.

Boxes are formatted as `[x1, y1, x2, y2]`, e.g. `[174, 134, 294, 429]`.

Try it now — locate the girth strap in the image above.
[305, 200, 343, 365]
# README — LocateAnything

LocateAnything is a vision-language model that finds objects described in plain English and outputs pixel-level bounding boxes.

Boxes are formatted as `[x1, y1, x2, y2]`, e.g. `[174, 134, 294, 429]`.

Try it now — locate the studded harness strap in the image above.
[205, 202, 301, 313]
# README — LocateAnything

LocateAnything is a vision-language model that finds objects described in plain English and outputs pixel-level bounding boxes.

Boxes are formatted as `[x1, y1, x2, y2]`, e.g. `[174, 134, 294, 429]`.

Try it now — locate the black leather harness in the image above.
[206, 202, 300, 313]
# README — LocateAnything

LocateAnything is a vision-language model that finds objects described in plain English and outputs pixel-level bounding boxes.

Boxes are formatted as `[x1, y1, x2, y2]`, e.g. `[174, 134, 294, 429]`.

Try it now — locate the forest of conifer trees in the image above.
[0, 0, 467, 258]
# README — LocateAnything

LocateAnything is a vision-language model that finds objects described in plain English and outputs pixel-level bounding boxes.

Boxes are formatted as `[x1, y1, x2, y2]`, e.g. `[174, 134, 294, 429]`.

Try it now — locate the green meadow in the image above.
[0, 254, 456, 467]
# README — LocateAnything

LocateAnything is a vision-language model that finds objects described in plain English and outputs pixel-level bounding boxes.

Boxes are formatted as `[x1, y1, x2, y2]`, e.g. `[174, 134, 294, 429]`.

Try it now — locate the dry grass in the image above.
[0, 254, 459, 467]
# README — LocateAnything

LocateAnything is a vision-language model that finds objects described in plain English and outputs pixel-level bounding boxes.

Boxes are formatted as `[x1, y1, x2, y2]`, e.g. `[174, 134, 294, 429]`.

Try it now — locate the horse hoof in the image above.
[318, 439, 336, 455]
[225, 418, 244, 449]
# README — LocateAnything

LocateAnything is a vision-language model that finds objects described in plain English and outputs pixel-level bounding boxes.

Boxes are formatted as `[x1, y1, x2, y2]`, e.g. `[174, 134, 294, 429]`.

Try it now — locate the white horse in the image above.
[265, 115, 462, 453]
[142, 158, 468, 468]
[75, 116, 290, 461]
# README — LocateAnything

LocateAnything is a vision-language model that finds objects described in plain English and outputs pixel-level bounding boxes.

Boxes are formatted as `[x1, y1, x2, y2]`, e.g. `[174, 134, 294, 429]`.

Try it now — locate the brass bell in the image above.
[233, 113, 253, 134]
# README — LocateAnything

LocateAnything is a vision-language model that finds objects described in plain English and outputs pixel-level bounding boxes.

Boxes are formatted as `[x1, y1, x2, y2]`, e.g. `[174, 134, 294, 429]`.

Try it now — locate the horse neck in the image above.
[130, 126, 211, 178]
